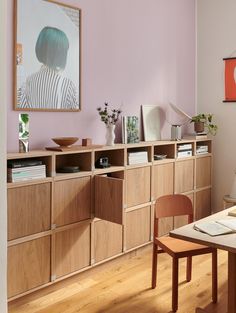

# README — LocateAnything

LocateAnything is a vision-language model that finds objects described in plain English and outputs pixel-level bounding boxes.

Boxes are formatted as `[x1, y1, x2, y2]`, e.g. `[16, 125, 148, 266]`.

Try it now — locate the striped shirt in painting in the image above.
[17, 66, 79, 110]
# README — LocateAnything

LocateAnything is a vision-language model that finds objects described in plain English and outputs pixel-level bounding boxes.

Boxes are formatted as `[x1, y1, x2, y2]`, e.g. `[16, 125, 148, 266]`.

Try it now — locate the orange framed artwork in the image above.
[223, 57, 236, 102]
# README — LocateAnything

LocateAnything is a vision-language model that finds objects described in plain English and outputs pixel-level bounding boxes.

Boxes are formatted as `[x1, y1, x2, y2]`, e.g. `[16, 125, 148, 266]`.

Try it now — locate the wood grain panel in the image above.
[54, 177, 91, 227]
[158, 217, 174, 237]
[94, 220, 122, 263]
[126, 167, 151, 207]
[55, 224, 90, 278]
[195, 189, 211, 220]
[196, 156, 211, 188]
[94, 176, 123, 224]
[8, 236, 50, 298]
[153, 163, 174, 199]
[175, 159, 194, 193]
[125, 206, 150, 250]
[8, 183, 51, 240]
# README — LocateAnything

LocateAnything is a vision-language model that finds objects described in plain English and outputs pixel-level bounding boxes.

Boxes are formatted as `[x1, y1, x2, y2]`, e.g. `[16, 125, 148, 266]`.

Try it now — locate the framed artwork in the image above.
[122, 116, 139, 144]
[14, 0, 81, 111]
[141, 105, 161, 141]
[223, 57, 236, 102]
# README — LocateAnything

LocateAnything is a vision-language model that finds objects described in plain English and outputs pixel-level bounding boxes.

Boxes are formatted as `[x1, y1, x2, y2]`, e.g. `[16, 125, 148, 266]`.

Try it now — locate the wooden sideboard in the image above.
[7, 139, 212, 300]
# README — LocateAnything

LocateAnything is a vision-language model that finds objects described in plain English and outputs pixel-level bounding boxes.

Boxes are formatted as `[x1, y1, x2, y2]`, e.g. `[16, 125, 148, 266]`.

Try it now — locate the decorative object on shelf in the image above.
[19, 113, 29, 153]
[141, 105, 161, 141]
[52, 137, 78, 147]
[95, 157, 111, 168]
[171, 125, 182, 141]
[154, 154, 167, 160]
[82, 138, 92, 146]
[97, 102, 121, 146]
[122, 116, 139, 144]
[190, 113, 218, 135]
[168, 102, 192, 140]
[223, 57, 236, 102]
[57, 166, 80, 173]
[14, 0, 81, 111]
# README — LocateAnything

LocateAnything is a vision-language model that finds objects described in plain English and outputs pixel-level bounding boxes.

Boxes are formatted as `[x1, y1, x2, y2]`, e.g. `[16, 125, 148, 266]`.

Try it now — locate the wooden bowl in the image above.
[52, 137, 78, 147]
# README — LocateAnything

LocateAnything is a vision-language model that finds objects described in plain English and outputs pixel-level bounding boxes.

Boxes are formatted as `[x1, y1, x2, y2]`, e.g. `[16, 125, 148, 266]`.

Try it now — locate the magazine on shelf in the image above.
[122, 116, 139, 144]
[194, 218, 236, 236]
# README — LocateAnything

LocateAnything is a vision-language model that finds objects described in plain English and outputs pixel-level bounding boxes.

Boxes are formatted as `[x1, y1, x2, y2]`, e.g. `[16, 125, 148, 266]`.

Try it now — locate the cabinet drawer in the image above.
[125, 206, 151, 250]
[175, 159, 194, 193]
[94, 220, 122, 263]
[126, 167, 151, 207]
[195, 189, 211, 220]
[8, 236, 51, 298]
[54, 223, 90, 278]
[54, 176, 91, 227]
[196, 156, 211, 188]
[153, 163, 174, 199]
[8, 183, 51, 240]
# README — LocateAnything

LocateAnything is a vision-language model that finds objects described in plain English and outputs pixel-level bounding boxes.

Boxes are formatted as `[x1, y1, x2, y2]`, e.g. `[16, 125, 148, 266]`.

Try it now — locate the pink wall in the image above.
[7, 0, 196, 152]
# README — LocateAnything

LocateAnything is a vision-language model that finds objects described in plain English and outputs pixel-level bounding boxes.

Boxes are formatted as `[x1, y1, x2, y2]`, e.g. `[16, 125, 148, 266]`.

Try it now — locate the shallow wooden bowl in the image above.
[52, 137, 79, 147]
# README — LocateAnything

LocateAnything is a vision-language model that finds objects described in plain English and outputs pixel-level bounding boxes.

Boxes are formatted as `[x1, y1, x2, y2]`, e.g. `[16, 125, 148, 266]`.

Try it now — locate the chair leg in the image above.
[172, 257, 179, 312]
[186, 256, 192, 282]
[151, 242, 158, 289]
[212, 249, 218, 303]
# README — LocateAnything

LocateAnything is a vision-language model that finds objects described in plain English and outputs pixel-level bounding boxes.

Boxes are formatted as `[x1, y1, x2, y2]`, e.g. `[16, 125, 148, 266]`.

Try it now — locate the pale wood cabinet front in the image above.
[125, 206, 151, 250]
[196, 156, 211, 188]
[153, 162, 174, 199]
[175, 159, 194, 193]
[126, 167, 151, 207]
[195, 189, 211, 220]
[54, 223, 90, 278]
[8, 183, 51, 240]
[94, 220, 122, 263]
[8, 236, 50, 298]
[54, 177, 91, 227]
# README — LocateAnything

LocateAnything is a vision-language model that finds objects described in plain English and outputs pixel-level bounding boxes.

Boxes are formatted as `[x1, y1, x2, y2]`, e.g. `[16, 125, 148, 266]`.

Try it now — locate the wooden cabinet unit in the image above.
[7, 139, 213, 300]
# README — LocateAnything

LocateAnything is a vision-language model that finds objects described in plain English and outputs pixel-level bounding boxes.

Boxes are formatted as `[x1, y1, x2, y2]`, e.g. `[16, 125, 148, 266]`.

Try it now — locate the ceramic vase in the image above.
[105, 124, 115, 146]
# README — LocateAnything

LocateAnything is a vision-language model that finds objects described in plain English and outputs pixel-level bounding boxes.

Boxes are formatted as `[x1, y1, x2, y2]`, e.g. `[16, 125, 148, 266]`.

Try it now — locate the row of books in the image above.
[7, 160, 46, 182]
[177, 143, 208, 158]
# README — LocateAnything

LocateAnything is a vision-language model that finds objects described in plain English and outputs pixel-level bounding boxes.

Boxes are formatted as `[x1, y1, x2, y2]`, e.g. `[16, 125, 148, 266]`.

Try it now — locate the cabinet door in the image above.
[94, 176, 124, 224]
[125, 206, 151, 250]
[195, 188, 211, 220]
[196, 156, 211, 188]
[8, 236, 50, 298]
[153, 163, 174, 199]
[126, 167, 151, 207]
[174, 193, 194, 228]
[94, 220, 122, 263]
[8, 183, 51, 240]
[175, 159, 194, 193]
[54, 176, 91, 227]
[54, 224, 90, 278]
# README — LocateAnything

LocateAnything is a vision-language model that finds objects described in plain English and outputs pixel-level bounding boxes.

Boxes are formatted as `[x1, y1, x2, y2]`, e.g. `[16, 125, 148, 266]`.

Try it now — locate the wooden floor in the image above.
[9, 245, 228, 313]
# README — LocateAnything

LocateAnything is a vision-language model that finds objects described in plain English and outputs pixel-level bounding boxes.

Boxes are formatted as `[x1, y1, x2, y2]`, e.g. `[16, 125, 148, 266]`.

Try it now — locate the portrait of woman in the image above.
[15, 0, 81, 111]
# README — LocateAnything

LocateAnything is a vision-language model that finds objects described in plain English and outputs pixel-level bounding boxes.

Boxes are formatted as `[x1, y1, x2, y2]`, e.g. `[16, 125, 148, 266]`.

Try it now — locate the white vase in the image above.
[105, 124, 115, 146]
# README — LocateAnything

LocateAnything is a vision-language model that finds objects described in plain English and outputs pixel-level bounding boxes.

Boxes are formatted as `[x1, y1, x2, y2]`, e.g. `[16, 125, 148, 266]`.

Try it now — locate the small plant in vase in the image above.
[191, 113, 218, 136]
[97, 102, 122, 145]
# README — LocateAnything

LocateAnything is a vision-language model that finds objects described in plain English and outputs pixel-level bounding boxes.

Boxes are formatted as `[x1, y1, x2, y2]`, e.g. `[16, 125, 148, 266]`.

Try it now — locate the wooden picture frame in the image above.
[14, 0, 81, 111]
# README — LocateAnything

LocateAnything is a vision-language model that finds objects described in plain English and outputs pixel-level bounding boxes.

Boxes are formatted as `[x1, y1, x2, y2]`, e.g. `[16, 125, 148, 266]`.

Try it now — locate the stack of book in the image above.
[177, 144, 192, 158]
[196, 145, 208, 155]
[127, 151, 148, 165]
[183, 133, 207, 140]
[7, 160, 46, 182]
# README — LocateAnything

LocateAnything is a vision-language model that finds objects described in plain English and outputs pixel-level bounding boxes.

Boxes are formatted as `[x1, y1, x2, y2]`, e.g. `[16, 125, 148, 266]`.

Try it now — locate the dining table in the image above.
[170, 207, 236, 313]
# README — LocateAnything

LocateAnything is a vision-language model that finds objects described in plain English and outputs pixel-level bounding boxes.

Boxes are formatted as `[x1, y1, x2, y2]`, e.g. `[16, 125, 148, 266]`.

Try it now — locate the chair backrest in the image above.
[155, 194, 193, 218]
[154, 194, 193, 237]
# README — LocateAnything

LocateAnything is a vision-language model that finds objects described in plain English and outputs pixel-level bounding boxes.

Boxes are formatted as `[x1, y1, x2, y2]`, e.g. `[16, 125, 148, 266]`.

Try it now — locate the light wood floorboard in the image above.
[9, 246, 228, 313]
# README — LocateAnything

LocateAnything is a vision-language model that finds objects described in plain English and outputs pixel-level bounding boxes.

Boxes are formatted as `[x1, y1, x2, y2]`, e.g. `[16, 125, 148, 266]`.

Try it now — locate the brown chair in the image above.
[151, 194, 217, 312]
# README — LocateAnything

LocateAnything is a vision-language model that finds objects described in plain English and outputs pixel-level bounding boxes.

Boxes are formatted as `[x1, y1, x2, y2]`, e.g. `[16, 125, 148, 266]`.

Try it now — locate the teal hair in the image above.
[35, 26, 69, 70]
